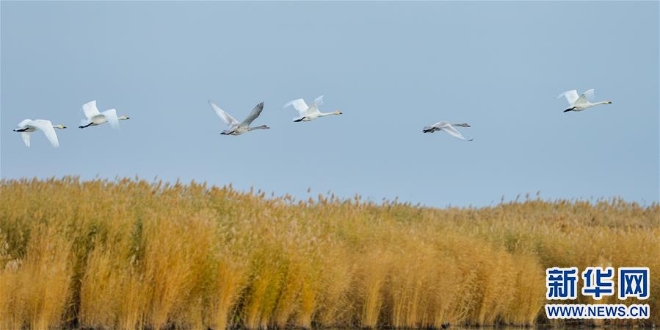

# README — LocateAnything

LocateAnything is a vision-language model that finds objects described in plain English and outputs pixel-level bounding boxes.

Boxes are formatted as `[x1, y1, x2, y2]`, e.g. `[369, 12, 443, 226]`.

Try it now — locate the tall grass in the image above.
[0, 177, 657, 329]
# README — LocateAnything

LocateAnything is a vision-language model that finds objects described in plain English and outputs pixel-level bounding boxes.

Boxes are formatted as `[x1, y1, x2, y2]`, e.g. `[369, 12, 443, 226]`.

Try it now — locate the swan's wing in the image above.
[102, 109, 120, 130]
[305, 103, 321, 116]
[558, 90, 579, 105]
[31, 119, 60, 147]
[304, 95, 325, 115]
[20, 132, 31, 147]
[82, 100, 101, 119]
[432, 121, 449, 129]
[16, 119, 34, 146]
[313, 95, 324, 107]
[209, 101, 240, 127]
[239, 102, 265, 128]
[574, 89, 594, 105]
[581, 89, 595, 101]
[16, 119, 32, 128]
[283, 98, 309, 115]
[440, 124, 471, 141]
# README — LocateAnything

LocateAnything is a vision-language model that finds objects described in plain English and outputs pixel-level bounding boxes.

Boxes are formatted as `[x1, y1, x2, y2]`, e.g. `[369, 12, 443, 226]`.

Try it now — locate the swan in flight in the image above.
[423, 122, 473, 141]
[208, 101, 270, 135]
[78, 100, 130, 129]
[283, 95, 342, 122]
[13, 119, 67, 147]
[558, 89, 612, 112]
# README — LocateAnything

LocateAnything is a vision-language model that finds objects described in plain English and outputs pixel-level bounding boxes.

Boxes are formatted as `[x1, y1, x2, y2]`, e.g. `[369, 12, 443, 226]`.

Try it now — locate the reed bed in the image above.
[0, 177, 657, 329]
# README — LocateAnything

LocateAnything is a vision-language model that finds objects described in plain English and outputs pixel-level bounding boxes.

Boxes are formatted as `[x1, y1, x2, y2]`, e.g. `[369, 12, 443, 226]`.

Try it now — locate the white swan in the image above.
[558, 89, 612, 112]
[208, 101, 270, 135]
[78, 100, 130, 129]
[283, 95, 342, 122]
[13, 119, 67, 147]
[423, 122, 473, 141]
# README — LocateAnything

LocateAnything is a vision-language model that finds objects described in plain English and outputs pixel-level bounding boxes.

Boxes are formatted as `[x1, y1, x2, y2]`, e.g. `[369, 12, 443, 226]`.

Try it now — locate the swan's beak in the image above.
[607, 101, 612, 104]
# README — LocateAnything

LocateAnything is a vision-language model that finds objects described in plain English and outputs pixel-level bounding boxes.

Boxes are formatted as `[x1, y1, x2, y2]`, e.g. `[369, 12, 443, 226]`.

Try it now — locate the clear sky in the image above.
[1, 1, 658, 208]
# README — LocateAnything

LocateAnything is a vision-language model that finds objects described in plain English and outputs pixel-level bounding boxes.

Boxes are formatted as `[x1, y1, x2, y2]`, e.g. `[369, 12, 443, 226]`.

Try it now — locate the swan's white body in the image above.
[283, 95, 342, 122]
[558, 89, 612, 112]
[209, 101, 269, 135]
[423, 122, 473, 141]
[79, 100, 130, 129]
[13, 119, 67, 147]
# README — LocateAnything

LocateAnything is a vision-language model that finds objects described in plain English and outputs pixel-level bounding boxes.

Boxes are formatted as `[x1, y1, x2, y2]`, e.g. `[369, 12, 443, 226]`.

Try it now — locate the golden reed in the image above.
[0, 177, 657, 329]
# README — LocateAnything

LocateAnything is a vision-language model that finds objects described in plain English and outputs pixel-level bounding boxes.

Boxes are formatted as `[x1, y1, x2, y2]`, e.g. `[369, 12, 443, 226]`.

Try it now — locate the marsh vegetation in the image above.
[0, 177, 657, 329]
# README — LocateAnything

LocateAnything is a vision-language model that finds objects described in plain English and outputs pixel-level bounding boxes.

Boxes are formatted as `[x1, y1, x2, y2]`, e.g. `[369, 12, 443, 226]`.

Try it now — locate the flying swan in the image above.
[78, 100, 130, 129]
[13, 119, 67, 147]
[208, 101, 269, 135]
[423, 122, 473, 141]
[283, 95, 342, 122]
[558, 89, 612, 112]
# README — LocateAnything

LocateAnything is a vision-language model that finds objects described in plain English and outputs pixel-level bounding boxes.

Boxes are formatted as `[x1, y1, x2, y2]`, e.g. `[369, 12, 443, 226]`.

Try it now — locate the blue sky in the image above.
[1, 1, 658, 208]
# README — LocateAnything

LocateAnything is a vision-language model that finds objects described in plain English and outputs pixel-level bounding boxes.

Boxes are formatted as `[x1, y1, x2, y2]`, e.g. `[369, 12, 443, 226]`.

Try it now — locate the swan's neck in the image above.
[320, 110, 341, 117]
[249, 125, 270, 131]
[594, 101, 611, 106]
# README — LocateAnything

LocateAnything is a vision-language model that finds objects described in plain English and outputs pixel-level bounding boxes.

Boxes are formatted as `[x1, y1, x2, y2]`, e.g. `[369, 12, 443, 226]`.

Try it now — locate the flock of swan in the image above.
[13, 89, 612, 147]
